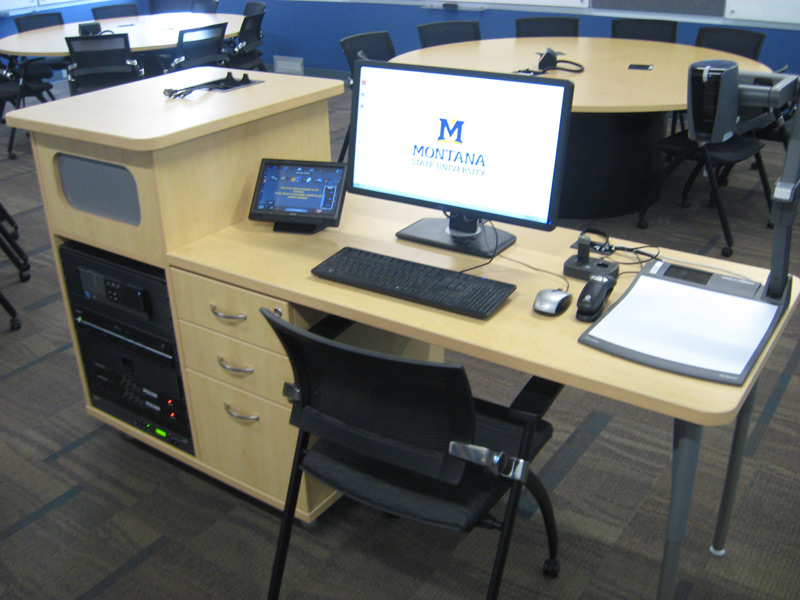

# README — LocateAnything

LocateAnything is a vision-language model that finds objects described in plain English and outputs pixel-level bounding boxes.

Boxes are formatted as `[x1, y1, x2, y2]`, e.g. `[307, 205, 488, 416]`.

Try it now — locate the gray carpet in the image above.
[1, 79, 799, 599]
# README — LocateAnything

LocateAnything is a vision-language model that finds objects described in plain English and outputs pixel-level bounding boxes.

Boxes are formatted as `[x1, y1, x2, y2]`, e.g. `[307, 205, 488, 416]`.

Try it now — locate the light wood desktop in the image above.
[0, 12, 244, 57]
[394, 38, 770, 219]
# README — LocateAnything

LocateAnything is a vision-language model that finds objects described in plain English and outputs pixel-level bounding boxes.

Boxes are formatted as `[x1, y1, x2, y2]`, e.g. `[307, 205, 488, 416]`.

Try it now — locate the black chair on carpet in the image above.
[0, 200, 30, 331]
[695, 27, 765, 60]
[417, 20, 481, 48]
[92, 3, 139, 19]
[66, 34, 144, 95]
[638, 64, 775, 257]
[337, 30, 396, 161]
[165, 23, 228, 72]
[243, 1, 266, 16]
[262, 308, 562, 600]
[227, 10, 267, 71]
[0, 56, 54, 159]
[190, 0, 218, 13]
[14, 12, 72, 79]
[611, 18, 677, 42]
[515, 17, 579, 38]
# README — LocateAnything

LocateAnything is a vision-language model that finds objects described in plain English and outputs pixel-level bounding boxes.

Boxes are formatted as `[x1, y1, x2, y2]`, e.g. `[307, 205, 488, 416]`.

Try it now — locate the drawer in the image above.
[170, 268, 288, 352]
[186, 370, 297, 500]
[179, 321, 292, 403]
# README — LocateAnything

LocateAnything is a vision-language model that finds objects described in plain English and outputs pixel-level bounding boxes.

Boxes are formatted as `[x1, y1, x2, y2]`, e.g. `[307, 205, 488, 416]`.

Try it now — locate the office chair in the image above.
[695, 27, 765, 60]
[65, 34, 144, 95]
[243, 1, 266, 16]
[14, 11, 63, 32]
[165, 23, 228, 72]
[638, 61, 774, 257]
[0, 56, 54, 159]
[92, 3, 140, 19]
[12, 12, 66, 98]
[337, 31, 396, 161]
[0, 200, 30, 331]
[261, 308, 562, 600]
[227, 11, 267, 71]
[190, 0, 218, 13]
[611, 18, 677, 43]
[417, 20, 481, 48]
[515, 17, 579, 38]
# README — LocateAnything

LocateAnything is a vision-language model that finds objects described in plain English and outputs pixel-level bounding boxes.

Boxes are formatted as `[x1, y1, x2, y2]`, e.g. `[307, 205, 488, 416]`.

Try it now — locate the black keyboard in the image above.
[311, 247, 516, 319]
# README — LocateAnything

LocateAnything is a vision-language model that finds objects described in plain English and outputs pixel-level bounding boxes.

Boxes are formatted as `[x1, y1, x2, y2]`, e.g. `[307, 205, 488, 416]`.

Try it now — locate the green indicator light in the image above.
[155, 428, 167, 438]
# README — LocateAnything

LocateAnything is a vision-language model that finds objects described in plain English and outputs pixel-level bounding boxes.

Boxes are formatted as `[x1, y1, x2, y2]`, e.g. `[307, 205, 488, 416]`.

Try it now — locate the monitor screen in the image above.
[249, 159, 347, 233]
[347, 61, 573, 257]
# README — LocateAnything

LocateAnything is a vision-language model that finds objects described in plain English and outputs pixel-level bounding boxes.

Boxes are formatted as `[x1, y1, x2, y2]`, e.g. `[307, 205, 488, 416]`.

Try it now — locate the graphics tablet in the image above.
[248, 159, 347, 233]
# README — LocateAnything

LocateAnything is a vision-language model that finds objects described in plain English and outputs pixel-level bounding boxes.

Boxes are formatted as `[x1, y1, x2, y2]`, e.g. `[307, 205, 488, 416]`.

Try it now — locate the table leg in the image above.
[657, 419, 703, 600]
[710, 383, 757, 557]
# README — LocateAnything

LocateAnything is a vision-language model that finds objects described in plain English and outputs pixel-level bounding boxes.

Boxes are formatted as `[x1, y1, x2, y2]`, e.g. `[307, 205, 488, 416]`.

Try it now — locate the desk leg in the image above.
[657, 420, 703, 600]
[710, 383, 757, 557]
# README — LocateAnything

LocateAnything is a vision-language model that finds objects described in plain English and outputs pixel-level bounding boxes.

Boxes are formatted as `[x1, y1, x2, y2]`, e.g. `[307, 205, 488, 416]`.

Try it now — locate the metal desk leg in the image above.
[657, 419, 703, 600]
[710, 383, 757, 557]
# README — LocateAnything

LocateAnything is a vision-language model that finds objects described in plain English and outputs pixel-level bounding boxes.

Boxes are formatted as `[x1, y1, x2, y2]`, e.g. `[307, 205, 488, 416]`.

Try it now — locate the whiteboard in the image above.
[0, 0, 37, 11]
[725, 0, 800, 25]
[477, 0, 587, 6]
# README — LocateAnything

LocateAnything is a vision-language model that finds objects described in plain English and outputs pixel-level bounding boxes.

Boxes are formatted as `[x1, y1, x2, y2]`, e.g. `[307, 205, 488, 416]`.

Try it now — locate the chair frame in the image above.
[91, 3, 139, 20]
[168, 22, 228, 72]
[611, 18, 677, 43]
[515, 17, 579, 38]
[695, 26, 765, 60]
[65, 33, 143, 95]
[261, 308, 561, 600]
[417, 20, 481, 48]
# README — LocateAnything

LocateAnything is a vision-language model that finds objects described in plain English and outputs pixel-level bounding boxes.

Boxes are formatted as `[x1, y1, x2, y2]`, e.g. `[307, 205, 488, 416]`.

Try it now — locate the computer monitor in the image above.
[347, 61, 574, 257]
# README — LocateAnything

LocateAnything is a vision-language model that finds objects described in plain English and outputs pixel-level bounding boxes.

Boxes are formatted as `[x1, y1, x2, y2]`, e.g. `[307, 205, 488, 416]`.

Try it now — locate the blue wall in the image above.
[2, 0, 800, 76]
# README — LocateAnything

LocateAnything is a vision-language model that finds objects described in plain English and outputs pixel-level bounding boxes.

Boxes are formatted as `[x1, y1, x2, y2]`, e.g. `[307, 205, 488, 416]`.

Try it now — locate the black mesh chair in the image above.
[190, 0, 218, 13]
[0, 56, 54, 159]
[515, 17, 579, 38]
[13, 12, 66, 95]
[14, 11, 63, 32]
[262, 309, 561, 600]
[227, 10, 267, 71]
[417, 20, 481, 48]
[337, 31, 396, 160]
[165, 23, 228, 72]
[0, 200, 30, 331]
[66, 33, 144, 95]
[611, 18, 677, 42]
[638, 66, 774, 257]
[695, 27, 765, 60]
[91, 3, 139, 19]
[243, 1, 266, 16]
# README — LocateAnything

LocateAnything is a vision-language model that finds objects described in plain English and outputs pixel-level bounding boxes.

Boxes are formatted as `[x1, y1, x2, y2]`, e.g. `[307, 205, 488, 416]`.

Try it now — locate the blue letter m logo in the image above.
[438, 119, 464, 144]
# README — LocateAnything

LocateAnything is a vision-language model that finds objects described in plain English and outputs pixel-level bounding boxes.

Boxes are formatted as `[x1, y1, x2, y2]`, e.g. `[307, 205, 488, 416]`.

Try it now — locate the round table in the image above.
[0, 12, 244, 57]
[394, 37, 770, 219]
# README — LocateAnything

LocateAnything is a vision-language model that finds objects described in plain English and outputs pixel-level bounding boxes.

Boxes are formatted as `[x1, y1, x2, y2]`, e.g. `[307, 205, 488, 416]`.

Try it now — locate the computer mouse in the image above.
[533, 288, 572, 316]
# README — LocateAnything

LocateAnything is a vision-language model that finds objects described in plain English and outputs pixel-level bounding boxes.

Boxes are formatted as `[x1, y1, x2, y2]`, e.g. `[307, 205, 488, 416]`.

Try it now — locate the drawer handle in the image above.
[224, 403, 260, 422]
[217, 356, 255, 374]
[210, 305, 247, 321]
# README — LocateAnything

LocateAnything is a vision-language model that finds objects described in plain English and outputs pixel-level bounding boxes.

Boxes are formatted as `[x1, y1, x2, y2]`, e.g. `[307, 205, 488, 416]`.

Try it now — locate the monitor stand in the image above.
[273, 223, 327, 234]
[396, 218, 516, 258]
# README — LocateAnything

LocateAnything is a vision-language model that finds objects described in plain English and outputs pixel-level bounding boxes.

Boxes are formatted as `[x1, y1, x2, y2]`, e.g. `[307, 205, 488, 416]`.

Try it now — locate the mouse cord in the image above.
[499, 254, 571, 293]
[458, 219, 500, 274]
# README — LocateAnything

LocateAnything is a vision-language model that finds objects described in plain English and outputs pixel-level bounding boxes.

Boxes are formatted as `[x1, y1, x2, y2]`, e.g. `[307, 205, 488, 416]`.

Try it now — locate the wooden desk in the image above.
[8, 67, 345, 522]
[166, 195, 798, 600]
[0, 12, 244, 57]
[394, 38, 770, 219]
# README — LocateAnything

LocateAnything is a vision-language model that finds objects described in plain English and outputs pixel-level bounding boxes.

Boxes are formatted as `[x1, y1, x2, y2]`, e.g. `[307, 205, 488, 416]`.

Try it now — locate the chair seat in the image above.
[302, 412, 553, 531]
[654, 130, 766, 164]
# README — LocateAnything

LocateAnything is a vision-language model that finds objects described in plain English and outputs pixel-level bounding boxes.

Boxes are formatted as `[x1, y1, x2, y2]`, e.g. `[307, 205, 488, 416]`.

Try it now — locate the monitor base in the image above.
[396, 218, 516, 258]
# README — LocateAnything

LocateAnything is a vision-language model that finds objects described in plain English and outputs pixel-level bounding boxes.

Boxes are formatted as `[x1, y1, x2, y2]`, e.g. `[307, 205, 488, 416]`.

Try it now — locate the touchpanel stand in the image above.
[397, 218, 516, 258]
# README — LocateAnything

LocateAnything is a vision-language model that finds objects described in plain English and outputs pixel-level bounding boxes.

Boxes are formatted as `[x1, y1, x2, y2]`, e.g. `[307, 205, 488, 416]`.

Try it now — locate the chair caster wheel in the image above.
[767, 220, 774, 229]
[542, 558, 560, 578]
[637, 218, 648, 229]
[8, 151, 16, 160]
[680, 199, 691, 208]
[20, 270, 31, 282]
[722, 247, 733, 257]
[10, 316, 21, 331]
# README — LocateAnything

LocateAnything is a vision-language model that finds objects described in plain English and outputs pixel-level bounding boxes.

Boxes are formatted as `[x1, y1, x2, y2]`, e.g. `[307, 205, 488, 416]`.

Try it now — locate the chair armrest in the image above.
[507, 375, 563, 422]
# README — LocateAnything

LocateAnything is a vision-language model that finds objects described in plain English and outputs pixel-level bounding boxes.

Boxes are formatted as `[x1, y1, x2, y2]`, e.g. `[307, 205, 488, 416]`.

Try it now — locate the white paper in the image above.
[587, 275, 778, 376]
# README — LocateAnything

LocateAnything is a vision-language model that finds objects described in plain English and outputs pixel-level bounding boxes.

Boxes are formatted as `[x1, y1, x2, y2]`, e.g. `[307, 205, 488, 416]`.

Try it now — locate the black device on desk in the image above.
[248, 159, 346, 233]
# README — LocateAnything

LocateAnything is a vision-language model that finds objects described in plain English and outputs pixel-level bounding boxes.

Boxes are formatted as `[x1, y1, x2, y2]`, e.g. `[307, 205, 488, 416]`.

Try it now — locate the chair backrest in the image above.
[66, 33, 134, 71]
[243, 1, 266, 16]
[174, 22, 227, 68]
[417, 20, 481, 48]
[340, 31, 396, 73]
[15, 12, 64, 32]
[611, 18, 677, 43]
[236, 11, 265, 47]
[515, 17, 579, 38]
[190, 0, 218, 13]
[695, 26, 765, 60]
[261, 309, 477, 484]
[92, 3, 139, 19]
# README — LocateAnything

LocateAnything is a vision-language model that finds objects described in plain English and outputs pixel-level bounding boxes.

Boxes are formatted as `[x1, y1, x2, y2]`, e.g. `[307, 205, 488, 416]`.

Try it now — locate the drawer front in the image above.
[186, 370, 296, 499]
[179, 321, 292, 403]
[170, 268, 288, 352]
